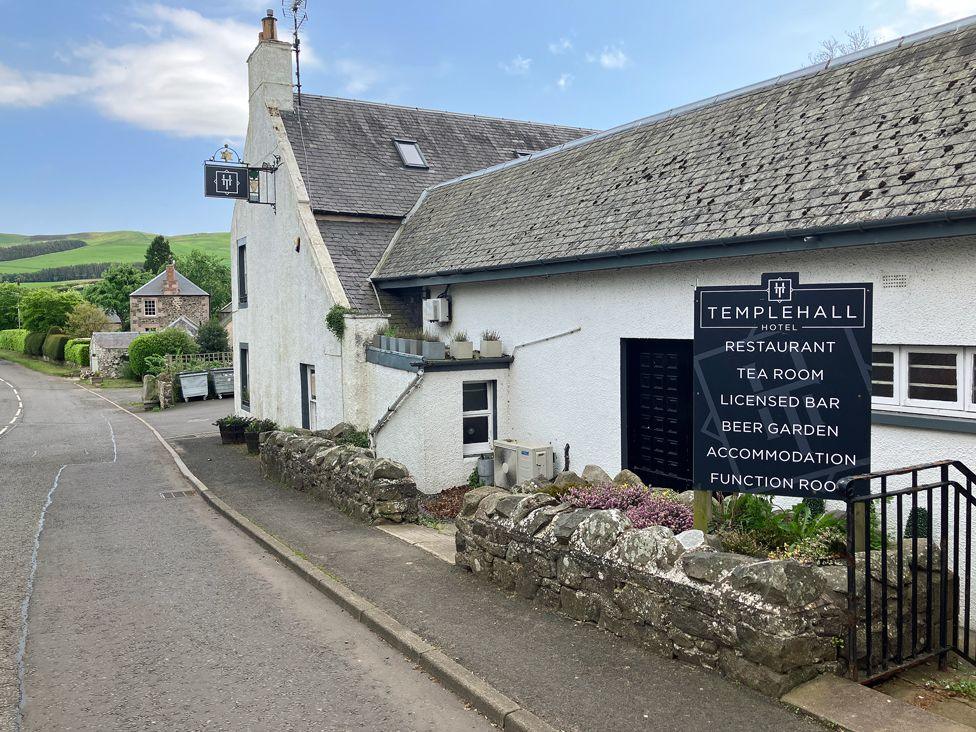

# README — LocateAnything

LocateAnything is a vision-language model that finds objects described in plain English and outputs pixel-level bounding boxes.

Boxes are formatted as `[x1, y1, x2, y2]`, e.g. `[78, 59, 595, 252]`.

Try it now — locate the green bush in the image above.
[326, 304, 351, 339]
[74, 344, 90, 367]
[42, 334, 70, 361]
[0, 329, 28, 352]
[24, 331, 46, 356]
[64, 337, 89, 363]
[336, 429, 370, 448]
[128, 327, 198, 377]
[18, 289, 79, 332]
[196, 317, 229, 352]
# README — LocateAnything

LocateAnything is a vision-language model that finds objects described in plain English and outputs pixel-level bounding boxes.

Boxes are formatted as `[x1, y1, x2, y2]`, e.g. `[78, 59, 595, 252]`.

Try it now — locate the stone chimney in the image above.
[247, 9, 293, 114]
[162, 262, 179, 296]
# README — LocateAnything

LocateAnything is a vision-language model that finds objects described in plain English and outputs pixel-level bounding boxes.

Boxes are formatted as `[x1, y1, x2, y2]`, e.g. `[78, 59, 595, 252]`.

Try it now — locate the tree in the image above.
[809, 27, 876, 64]
[83, 264, 151, 330]
[128, 328, 198, 377]
[0, 283, 22, 329]
[173, 250, 231, 317]
[18, 289, 80, 332]
[196, 317, 229, 352]
[66, 301, 112, 338]
[144, 235, 173, 273]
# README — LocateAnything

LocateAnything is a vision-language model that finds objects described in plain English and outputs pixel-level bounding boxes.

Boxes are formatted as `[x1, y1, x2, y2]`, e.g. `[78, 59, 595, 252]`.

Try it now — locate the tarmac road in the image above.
[0, 361, 490, 732]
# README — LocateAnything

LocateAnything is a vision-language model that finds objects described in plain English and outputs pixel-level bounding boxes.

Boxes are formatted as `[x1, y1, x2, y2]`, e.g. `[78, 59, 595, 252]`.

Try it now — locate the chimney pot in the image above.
[163, 262, 179, 296]
[260, 9, 278, 42]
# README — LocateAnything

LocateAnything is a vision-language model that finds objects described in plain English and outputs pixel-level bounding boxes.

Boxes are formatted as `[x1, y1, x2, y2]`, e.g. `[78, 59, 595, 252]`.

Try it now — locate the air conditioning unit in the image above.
[422, 297, 450, 324]
[492, 439, 554, 489]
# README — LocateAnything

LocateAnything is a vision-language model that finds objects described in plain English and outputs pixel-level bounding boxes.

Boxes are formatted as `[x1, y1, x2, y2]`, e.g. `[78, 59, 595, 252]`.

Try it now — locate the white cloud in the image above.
[906, 0, 976, 19]
[500, 54, 532, 75]
[871, 0, 976, 40]
[586, 45, 629, 69]
[548, 37, 573, 54]
[555, 72, 573, 90]
[332, 58, 381, 95]
[0, 64, 90, 107]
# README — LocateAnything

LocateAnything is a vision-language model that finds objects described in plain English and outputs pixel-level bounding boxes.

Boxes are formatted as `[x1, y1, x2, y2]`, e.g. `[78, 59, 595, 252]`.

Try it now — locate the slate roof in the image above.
[317, 218, 402, 312]
[281, 95, 594, 217]
[91, 331, 140, 350]
[374, 19, 976, 281]
[131, 268, 209, 297]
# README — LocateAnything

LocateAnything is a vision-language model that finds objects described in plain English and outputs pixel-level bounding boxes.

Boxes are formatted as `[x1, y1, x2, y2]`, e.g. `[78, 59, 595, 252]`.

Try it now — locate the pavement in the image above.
[0, 361, 493, 732]
[168, 432, 826, 731]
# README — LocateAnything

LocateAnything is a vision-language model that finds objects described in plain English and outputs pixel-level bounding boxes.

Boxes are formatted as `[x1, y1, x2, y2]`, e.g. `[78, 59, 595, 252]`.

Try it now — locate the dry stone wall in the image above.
[457, 487, 847, 696]
[260, 430, 418, 523]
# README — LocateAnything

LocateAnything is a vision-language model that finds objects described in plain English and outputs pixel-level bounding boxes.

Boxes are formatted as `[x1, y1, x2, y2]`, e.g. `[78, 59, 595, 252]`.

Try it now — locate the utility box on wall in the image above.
[422, 298, 450, 324]
[493, 439, 554, 488]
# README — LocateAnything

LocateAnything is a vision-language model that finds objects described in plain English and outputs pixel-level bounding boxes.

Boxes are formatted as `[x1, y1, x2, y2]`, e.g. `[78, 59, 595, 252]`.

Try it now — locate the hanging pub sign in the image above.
[693, 272, 872, 498]
[204, 162, 248, 199]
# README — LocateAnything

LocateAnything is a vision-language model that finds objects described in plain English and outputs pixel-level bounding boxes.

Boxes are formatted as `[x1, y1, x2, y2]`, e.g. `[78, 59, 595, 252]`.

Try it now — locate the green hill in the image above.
[0, 231, 230, 276]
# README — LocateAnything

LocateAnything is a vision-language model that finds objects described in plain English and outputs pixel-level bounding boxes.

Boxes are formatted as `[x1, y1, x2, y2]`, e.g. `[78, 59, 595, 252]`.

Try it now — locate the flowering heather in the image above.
[566, 482, 693, 533]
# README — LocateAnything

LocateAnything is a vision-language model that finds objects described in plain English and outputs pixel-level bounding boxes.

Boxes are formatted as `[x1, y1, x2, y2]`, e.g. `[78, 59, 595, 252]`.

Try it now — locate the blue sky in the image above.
[0, 0, 973, 235]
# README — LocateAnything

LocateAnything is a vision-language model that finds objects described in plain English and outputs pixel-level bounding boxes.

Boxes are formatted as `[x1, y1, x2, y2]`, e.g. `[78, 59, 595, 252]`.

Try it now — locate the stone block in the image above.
[612, 469, 645, 488]
[680, 552, 755, 584]
[461, 486, 506, 517]
[510, 493, 559, 524]
[569, 509, 632, 555]
[609, 526, 684, 571]
[581, 464, 612, 485]
[370, 458, 410, 481]
[728, 560, 827, 608]
[560, 587, 601, 623]
[548, 508, 598, 544]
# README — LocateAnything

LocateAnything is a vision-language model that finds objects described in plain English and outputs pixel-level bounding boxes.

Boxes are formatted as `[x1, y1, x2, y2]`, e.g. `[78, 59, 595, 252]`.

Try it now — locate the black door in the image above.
[622, 339, 693, 489]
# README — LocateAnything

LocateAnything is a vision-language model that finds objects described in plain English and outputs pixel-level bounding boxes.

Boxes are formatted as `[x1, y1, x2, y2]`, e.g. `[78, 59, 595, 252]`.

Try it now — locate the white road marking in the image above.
[0, 376, 23, 440]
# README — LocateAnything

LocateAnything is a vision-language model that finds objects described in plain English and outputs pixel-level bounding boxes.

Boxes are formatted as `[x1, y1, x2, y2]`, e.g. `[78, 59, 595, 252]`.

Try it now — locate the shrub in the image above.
[64, 338, 91, 364]
[905, 506, 930, 539]
[325, 304, 350, 339]
[214, 415, 253, 429]
[24, 331, 46, 356]
[74, 344, 90, 367]
[717, 529, 769, 558]
[336, 429, 370, 448]
[142, 354, 168, 376]
[18, 289, 80, 332]
[246, 418, 278, 433]
[66, 301, 112, 338]
[802, 497, 826, 518]
[0, 329, 28, 352]
[771, 527, 846, 564]
[467, 466, 483, 488]
[196, 317, 229, 353]
[128, 328, 198, 377]
[567, 482, 693, 533]
[42, 334, 70, 361]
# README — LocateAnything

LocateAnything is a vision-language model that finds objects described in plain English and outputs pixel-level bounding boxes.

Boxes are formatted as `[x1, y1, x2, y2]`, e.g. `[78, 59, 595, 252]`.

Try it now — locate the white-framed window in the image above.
[872, 345, 975, 416]
[462, 381, 494, 456]
[143, 298, 157, 316]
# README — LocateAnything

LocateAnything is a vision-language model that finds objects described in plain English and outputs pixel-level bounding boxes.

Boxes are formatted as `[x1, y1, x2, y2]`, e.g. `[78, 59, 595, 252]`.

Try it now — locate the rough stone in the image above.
[461, 486, 506, 517]
[680, 552, 756, 584]
[560, 587, 601, 623]
[612, 469, 645, 488]
[512, 476, 552, 494]
[475, 490, 512, 520]
[581, 464, 613, 485]
[494, 493, 530, 519]
[510, 492, 559, 524]
[548, 508, 597, 543]
[552, 470, 583, 488]
[608, 526, 684, 571]
[613, 582, 662, 622]
[736, 621, 834, 673]
[728, 560, 827, 607]
[675, 529, 722, 552]
[323, 421, 357, 440]
[370, 458, 410, 481]
[569, 509, 632, 555]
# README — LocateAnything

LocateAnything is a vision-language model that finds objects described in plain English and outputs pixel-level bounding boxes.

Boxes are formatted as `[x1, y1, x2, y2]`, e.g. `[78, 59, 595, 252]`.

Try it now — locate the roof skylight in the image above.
[393, 139, 428, 168]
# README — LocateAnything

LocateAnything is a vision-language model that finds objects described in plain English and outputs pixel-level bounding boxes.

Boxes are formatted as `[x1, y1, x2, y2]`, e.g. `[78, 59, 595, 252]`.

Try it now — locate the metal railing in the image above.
[839, 460, 976, 683]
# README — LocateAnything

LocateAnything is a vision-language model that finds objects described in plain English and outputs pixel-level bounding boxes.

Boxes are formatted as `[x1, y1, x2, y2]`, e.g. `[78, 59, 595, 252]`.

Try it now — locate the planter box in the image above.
[210, 367, 234, 398]
[379, 335, 389, 350]
[479, 340, 504, 358]
[244, 431, 261, 454]
[405, 338, 421, 356]
[421, 341, 446, 360]
[219, 426, 246, 445]
[450, 341, 473, 359]
[178, 371, 209, 402]
[394, 337, 407, 353]
[371, 334, 382, 349]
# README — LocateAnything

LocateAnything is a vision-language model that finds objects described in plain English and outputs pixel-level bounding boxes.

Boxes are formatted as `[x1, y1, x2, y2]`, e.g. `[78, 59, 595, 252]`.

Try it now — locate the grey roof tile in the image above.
[131, 268, 209, 297]
[281, 95, 594, 217]
[375, 23, 976, 280]
[317, 218, 402, 313]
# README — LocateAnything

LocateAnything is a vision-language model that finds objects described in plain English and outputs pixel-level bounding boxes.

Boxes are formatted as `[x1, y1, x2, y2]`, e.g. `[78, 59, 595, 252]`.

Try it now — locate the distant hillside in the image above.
[0, 231, 230, 284]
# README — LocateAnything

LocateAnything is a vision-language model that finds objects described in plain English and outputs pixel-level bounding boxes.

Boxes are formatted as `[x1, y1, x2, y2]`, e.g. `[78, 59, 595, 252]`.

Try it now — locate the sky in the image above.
[1, 0, 974, 236]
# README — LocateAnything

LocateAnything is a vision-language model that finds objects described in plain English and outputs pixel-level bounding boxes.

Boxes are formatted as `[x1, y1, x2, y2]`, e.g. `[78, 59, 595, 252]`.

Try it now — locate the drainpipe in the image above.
[369, 368, 425, 449]
[509, 326, 582, 358]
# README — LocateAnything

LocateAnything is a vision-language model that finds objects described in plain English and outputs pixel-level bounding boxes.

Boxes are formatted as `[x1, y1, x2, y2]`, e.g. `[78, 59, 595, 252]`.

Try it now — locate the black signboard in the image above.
[204, 162, 248, 199]
[693, 272, 872, 498]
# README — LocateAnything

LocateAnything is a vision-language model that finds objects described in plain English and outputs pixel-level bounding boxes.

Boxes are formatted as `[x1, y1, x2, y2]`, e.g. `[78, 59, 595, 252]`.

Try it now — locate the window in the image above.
[237, 237, 248, 306]
[871, 345, 974, 415]
[462, 381, 495, 456]
[393, 139, 428, 169]
[143, 299, 157, 316]
[240, 343, 250, 410]
[513, 149, 534, 158]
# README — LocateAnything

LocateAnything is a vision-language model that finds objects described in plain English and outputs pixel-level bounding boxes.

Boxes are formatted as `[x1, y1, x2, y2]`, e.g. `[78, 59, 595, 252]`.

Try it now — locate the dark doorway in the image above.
[621, 338, 693, 489]
[299, 363, 316, 430]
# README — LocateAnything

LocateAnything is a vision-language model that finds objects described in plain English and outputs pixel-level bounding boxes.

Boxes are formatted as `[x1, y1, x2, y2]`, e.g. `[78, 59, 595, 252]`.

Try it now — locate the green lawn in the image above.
[0, 230, 230, 274]
[0, 350, 80, 376]
[93, 377, 142, 389]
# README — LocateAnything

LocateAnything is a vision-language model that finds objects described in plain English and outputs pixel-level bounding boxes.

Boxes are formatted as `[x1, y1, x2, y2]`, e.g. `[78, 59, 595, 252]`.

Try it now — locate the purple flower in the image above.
[566, 482, 693, 532]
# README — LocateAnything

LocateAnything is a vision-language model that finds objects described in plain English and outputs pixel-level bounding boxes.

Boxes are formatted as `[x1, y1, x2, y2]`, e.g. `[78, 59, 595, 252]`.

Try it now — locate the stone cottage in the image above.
[130, 263, 210, 334]
[90, 331, 140, 378]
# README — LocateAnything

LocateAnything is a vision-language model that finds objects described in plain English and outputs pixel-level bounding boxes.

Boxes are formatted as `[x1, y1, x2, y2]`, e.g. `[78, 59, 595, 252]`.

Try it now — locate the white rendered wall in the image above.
[368, 362, 510, 493]
[419, 237, 976, 480]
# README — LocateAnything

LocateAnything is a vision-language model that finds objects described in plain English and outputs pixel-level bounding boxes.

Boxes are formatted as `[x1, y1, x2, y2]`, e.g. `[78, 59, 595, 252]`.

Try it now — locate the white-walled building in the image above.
[235, 11, 976, 495]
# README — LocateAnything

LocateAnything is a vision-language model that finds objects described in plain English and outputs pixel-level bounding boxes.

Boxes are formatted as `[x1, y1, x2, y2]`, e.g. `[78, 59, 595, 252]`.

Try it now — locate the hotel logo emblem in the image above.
[768, 277, 792, 302]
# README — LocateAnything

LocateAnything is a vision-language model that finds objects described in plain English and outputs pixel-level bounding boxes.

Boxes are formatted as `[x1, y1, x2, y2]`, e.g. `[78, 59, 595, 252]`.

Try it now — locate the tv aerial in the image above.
[282, 0, 308, 105]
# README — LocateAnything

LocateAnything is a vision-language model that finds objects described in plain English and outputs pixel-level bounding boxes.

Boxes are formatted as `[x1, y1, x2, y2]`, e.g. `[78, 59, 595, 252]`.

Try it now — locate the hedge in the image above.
[0, 329, 28, 353]
[128, 328, 198, 377]
[25, 331, 46, 356]
[42, 334, 71, 361]
[64, 338, 91, 366]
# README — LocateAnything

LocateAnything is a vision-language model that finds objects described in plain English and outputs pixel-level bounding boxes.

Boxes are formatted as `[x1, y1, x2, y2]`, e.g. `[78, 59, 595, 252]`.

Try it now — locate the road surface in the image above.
[0, 361, 489, 731]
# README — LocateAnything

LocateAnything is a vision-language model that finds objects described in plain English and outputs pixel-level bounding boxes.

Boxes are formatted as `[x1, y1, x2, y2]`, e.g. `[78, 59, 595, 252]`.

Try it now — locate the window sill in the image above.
[872, 409, 976, 435]
[240, 402, 250, 412]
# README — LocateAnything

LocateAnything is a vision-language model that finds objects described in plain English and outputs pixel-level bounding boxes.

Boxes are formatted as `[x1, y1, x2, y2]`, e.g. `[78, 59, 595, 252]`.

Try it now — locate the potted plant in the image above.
[215, 414, 252, 445]
[381, 325, 397, 351]
[450, 331, 473, 359]
[420, 331, 446, 360]
[90, 371, 103, 386]
[370, 325, 385, 350]
[244, 418, 277, 454]
[402, 328, 422, 356]
[479, 330, 503, 358]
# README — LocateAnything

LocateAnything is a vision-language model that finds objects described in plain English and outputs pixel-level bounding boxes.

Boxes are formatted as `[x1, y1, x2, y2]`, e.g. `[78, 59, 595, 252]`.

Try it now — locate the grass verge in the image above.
[93, 377, 142, 389]
[0, 349, 80, 376]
